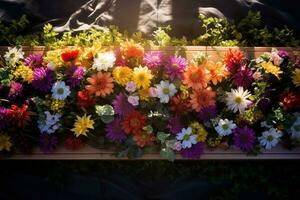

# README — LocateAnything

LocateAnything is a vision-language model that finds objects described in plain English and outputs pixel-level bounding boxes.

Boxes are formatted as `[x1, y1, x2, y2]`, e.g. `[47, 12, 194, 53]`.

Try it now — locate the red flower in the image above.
[223, 48, 245, 74]
[77, 90, 96, 109]
[64, 135, 83, 150]
[281, 91, 300, 111]
[133, 133, 155, 147]
[10, 104, 32, 128]
[122, 111, 146, 135]
[169, 95, 191, 113]
[61, 49, 80, 62]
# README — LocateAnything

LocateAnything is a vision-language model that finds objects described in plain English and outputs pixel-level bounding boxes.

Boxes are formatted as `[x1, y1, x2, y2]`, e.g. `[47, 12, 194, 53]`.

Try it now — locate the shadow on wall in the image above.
[0, 0, 299, 38]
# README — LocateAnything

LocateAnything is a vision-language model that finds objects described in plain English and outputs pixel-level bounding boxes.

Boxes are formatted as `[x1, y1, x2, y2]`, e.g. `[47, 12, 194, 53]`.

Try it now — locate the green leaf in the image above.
[160, 148, 176, 162]
[100, 115, 114, 124]
[157, 132, 170, 144]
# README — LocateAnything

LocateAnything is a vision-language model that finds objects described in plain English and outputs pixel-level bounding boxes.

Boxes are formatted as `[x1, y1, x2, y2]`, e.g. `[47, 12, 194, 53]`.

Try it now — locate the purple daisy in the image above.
[65, 66, 85, 87]
[197, 105, 218, 122]
[112, 93, 134, 116]
[167, 115, 183, 135]
[143, 51, 164, 70]
[0, 106, 10, 130]
[180, 142, 204, 159]
[233, 126, 256, 152]
[8, 81, 23, 99]
[32, 67, 54, 92]
[39, 134, 58, 154]
[105, 118, 127, 142]
[278, 50, 290, 60]
[164, 55, 187, 81]
[233, 66, 254, 88]
[24, 53, 43, 68]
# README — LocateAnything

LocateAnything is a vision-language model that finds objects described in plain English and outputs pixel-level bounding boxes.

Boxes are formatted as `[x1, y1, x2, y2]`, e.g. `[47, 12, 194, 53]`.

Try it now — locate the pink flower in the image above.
[149, 87, 158, 97]
[173, 141, 182, 151]
[272, 52, 283, 66]
[125, 81, 137, 93]
[252, 71, 263, 81]
[128, 95, 139, 106]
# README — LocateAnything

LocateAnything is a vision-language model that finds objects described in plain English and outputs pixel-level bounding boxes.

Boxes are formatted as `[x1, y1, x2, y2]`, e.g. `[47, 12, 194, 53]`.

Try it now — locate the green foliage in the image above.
[0, 11, 299, 47]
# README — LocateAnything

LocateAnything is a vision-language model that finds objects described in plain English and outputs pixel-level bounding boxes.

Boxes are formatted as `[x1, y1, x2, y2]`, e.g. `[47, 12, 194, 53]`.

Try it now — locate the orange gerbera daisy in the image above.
[206, 60, 229, 85]
[133, 132, 155, 147]
[223, 48, 244, 74]
[122, 111, 146, 135]
[169, 94, 191, 113]
[190, 88, 216, 112]
[85, 72, 114, 97]
[183, 64, 209, 90]
[121, 41, 144, 59]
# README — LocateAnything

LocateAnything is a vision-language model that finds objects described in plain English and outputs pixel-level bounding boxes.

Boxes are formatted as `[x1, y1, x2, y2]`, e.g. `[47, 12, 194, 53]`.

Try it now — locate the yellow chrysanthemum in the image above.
[44, 49, 63, 68]
[71, 114, 94, 137]
[132, 66, 153, 89]
[112, 66, 133, 86]
[292, 68, 300, 87]
[261, 61, 282, 79]
[190, 122, 208, 142]
[50, 99, 65, 112]
[0, 134, 12, 152]
[14, 65, 33, 83]
[139, 88, 150, 101]
[179, 85, 189, 100]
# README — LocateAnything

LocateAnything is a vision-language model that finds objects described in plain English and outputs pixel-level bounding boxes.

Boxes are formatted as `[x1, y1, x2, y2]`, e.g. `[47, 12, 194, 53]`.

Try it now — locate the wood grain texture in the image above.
[2, 146, 300, 160]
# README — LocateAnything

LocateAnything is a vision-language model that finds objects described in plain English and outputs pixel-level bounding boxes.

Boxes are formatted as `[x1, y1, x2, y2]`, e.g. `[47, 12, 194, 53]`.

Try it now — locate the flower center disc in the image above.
[57, 88, 64, 95]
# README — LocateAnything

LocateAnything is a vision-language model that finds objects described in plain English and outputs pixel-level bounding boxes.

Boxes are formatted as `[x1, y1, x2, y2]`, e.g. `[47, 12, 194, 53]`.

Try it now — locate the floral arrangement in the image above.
[0, 43, 300, 160]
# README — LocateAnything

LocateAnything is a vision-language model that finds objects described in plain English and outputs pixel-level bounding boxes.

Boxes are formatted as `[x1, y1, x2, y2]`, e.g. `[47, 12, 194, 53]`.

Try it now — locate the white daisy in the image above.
[258, 128, 282, 150]
[92, 51, 116, 71]
[51, 81, 71, 100]
[290, 117, 300, 139]
[176, 127, 197, 149]
[215, 119, 237, 136]
[156, 80, 177, 103]
[4, 47, 24, 65]
[225, 87, 251, 113]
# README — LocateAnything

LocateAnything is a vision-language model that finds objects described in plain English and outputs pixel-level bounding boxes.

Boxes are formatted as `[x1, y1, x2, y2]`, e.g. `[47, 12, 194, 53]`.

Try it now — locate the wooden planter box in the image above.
[1, 46, 300, 160]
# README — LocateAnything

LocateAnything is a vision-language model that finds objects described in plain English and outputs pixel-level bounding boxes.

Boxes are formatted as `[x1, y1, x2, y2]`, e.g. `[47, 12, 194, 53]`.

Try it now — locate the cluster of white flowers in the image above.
[225, 87, 251, 113]
[258, 121, 282, 150]
[92, 51, 116, 71]
[4, 47, 24, 65]
[38, 111, 61, 134]
[155, 80, 177, 103]
[176, 127, 197, 149]
[51, 81, 71, 100]
[214, 119, 237, 136]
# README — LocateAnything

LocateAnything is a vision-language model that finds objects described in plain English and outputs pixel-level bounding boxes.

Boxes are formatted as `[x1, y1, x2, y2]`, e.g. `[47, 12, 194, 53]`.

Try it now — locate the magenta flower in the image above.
[233, 126, 256, 152]
[0, 106, 10, 130]
[65, 66, 85, 87]
[8, 81, 23, 99]
[164, 55, 187, 81]
[32, 67, 54, 92]
[233, 66, 254, 89]
[105, 118, 127, 142]
[112, 93, 134, 116]
[143, 51, 164, 70]
[24, 53, 43, 68]
[167, 115, 183, 135]
[180, 142, 204, 159]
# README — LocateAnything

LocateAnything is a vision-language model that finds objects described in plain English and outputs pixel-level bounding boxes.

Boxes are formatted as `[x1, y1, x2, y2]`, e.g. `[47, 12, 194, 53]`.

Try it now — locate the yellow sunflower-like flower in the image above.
[292, 68, 300, 87]
[132, 66, 153, 89]
[71, 114, 95, 137]
[190, 122, 208, 142]
[0, 134, 12, 152]
[112, 66, 133, 86]
[14, 65, 33, 83]
[261, 61, 282, 79]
